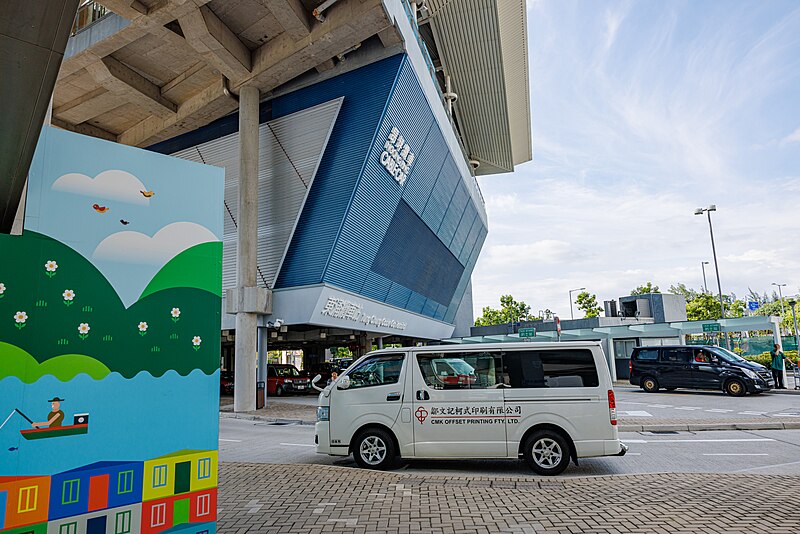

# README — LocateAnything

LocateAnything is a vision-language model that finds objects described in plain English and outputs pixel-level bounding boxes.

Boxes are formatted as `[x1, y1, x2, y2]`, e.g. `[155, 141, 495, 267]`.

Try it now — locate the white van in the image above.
[314, 342, 627, 475]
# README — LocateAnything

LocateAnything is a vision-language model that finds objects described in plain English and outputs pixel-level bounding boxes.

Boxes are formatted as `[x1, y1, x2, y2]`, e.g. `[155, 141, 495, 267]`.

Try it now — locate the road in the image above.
[219, 417, 800, 476]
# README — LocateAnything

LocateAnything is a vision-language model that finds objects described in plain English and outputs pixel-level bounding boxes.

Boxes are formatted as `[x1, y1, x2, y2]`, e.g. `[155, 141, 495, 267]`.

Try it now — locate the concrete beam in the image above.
[178, 6, 252, 80]
[377, 26, 403, 48]
[239, 0, 389, 91]
[87, 55, 178, 118]
[52, 117, 118, 142]
[315, 58, 336, 73]
[261, 0, 311, 40]
[94, 0, 148, 20]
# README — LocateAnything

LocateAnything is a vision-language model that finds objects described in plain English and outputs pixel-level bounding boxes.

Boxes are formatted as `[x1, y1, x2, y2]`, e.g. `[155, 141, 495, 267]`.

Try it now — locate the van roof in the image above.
[368, 341, 602, 355]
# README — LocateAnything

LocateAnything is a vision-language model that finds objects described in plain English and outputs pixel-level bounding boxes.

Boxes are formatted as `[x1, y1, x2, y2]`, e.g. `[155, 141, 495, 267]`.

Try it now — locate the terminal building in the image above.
[8, 0, 532, 406]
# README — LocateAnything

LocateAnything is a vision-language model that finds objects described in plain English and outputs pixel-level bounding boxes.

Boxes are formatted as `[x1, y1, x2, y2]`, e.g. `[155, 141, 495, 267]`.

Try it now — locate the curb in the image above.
[619, 421, 800, 432]
[219, 411, 315, 426]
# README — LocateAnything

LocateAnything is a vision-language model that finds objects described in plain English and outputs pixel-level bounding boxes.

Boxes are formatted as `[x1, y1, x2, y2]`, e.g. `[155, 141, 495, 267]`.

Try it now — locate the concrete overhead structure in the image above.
[50, 0, 531, 408]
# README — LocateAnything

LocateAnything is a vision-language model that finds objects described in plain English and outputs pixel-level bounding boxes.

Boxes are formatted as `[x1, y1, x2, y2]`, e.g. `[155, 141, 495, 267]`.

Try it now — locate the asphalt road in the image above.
[219, 417, 800, 477]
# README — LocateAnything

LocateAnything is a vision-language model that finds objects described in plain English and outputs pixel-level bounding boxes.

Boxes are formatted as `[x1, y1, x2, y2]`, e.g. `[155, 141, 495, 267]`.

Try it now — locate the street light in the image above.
[771, 282, 787, 319]
[568, 287, 585, 320]
[694, 205, 729, 349]
[788, 298, 798, 356]
[701, 261, 709, 293]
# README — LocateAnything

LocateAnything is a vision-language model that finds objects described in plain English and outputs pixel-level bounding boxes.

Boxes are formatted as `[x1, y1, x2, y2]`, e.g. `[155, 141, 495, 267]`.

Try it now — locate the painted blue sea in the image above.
[0, 369, 219, 476]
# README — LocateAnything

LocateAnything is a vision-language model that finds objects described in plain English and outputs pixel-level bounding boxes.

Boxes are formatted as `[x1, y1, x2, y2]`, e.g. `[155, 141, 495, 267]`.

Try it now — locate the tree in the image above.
[668, 283, 698, 302]
[575, 291, 602, 318]
[474, 294, 532, 326]
[631, 282, 660, 295]
[686, 292, 745, 321]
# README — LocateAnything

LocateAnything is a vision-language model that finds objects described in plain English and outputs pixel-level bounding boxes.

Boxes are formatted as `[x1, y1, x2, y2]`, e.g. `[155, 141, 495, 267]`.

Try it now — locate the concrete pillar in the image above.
[605, 338, 617, 382]
[234, 85, 260, 413]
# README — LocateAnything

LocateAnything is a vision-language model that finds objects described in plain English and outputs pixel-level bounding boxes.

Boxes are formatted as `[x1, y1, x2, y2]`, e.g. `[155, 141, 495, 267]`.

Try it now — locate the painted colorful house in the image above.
[46, 503, 141, 534]
[48, 462, 143, 521]
[0, 476, 51, 531]
[2, 523, 47, 534]
[142, 451, 217, 503]
[140, 489, 216, 534]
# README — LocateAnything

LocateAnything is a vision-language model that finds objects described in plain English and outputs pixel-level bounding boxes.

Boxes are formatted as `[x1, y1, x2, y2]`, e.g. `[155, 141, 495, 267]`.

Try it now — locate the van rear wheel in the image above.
[641, 376, 659, 393]
[353, 428, 396, 470]
[524, 430, 570, 476]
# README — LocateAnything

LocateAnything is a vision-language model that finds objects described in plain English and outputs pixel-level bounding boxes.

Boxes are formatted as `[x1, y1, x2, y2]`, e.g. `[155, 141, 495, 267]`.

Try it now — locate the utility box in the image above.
[256, 381, 265, 409]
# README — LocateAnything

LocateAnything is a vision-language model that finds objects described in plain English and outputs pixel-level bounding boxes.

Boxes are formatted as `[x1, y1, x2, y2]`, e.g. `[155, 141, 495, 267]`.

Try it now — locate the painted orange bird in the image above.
[140, 190, 155, 198]
[92, 204, 109, 213]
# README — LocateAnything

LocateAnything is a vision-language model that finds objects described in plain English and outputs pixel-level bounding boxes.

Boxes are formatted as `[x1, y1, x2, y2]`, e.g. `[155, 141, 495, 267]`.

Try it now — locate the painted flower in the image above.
[45, 260, 58, 277]
[138, 321, 148, 335]
[192, 336, 202, 350]
[0, 282, 6, 296]
[14, 311, 28, 323]
[62, 289, 76, 306]
[77, 323, 90, 340]
[171, 307, 181, 322]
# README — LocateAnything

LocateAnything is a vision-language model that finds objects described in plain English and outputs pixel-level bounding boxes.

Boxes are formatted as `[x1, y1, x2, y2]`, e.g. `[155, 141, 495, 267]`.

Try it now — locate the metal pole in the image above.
[701, 262, 708, 293]
[776, 285, 786, 318]
[705, 210, 730, 350]
[789, 300, 799, 354]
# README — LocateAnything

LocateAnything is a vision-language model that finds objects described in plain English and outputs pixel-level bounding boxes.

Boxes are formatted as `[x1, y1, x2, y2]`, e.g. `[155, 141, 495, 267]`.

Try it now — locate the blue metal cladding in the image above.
[274, 54, 404, 288]
[277, 53, 488, 323]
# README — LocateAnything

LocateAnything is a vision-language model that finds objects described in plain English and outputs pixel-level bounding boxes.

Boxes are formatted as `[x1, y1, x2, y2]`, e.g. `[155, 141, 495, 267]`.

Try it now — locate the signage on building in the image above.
[518, 328, 536, 338]
[380, 126, 415, 186]
[747, 301, 760, 311]
[702, 323, 721, 333]
[320, 296, 408, 331]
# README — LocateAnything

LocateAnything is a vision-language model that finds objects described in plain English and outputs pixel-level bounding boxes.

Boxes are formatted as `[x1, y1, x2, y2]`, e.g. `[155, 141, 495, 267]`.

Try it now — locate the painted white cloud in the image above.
[93, 222, 218, 265]
[52, 170, 150, 206]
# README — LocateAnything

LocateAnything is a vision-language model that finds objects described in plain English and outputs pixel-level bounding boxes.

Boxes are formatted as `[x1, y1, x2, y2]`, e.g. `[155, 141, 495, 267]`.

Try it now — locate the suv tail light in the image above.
[629, 360, 633, 374]
[607, 389, 617, 426]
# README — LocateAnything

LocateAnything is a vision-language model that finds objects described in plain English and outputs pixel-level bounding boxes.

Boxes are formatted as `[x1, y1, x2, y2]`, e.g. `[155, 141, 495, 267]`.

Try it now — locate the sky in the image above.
[472, 0, 800, 320]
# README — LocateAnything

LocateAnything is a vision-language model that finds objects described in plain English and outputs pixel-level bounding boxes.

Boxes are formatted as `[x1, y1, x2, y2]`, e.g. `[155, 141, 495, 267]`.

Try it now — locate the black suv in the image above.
[629, 345, 773, 396]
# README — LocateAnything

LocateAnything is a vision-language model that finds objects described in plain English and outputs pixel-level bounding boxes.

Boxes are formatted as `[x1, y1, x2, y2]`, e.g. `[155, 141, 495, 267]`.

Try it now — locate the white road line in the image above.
[219, 438, 242, 442]
[625, 452, 642, 456]
[280, 442, 315, 447]
[705, 409, 733, 413]
[703, 453, 769, 456]
[647, 404, 672, 408]
[738, 411, 766, 415]
[624, 438, 775, 444]
[618, 401, 646, 405]
[674, 407, 702, 410]
[773, 413, 800, 417]
[735, 460, 800, 472]
[619, 411, 653, 417]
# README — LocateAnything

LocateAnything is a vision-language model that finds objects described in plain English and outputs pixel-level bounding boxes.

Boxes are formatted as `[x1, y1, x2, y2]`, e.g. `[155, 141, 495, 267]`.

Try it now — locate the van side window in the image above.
[503, 350, 599, 388]
[417, 352, 501, 389]
[346, 354, 404, 389]
[660, 349, 692, 363]
[634, 349, 658, 361]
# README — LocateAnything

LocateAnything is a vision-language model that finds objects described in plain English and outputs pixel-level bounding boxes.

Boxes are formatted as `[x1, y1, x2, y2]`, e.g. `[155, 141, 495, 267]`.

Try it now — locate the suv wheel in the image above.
[641, 376, 659, 393]
[353, 429, 396, 470]
[524, 430, 570, 476]
[725, 379, 746, 397]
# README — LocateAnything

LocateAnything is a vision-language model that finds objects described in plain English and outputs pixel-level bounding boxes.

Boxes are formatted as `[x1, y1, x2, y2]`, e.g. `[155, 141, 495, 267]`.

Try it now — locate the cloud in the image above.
[52, 170, 150, 206]
[779, 127, 800, 146]
[93, 222, 218, 265]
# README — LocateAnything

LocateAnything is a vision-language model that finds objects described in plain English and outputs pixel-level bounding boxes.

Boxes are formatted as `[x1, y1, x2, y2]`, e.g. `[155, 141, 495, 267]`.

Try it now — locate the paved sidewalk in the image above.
[218, 462, 799, 533]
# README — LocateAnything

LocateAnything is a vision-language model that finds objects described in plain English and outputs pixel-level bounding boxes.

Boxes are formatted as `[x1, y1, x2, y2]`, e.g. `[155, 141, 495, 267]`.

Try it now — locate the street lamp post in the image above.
[568, 287, 585, 320]
[771, 282, 787, 319]
[788, 298, 799, 355]
[694, 205, 729, 349]
[701, 261, 709, 293]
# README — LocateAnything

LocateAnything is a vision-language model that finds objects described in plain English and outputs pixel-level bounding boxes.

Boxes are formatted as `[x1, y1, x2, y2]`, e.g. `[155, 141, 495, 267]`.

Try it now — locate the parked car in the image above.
[268, 364, 311, 396]
[220, 370, 234, 395]
[629, 345, 773, 396]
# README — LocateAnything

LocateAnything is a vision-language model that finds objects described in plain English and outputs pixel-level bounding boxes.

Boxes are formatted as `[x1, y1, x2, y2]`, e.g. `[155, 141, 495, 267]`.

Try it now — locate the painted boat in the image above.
[20, 423, 88, 440]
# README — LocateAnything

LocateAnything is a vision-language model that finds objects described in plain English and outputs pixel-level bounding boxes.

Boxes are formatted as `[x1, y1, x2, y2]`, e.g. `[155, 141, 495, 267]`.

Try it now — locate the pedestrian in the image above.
[769, 344, 790, 389]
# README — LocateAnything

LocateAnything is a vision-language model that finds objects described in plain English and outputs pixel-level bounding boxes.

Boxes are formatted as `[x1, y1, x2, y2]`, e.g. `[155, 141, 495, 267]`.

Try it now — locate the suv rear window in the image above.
[633, 349, 658, 361]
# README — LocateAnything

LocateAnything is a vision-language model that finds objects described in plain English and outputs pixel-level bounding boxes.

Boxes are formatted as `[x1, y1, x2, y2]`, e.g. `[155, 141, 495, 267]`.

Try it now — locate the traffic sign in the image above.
[518, 328, 536, 338]
[702, 323, 721, 333]
[747, 301, 760, 311]
[555, 317, 562, 335]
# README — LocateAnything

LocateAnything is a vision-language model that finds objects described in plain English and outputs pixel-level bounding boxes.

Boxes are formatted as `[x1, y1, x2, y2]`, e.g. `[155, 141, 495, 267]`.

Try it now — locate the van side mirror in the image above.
[311, 374, 324, 392]
[338, 375, 351, 390]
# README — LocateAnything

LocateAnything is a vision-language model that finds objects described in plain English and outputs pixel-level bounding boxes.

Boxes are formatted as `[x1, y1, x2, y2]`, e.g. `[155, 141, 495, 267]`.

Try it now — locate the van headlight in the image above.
[743, 368, 758, 380]
[317, 406, 330, 422]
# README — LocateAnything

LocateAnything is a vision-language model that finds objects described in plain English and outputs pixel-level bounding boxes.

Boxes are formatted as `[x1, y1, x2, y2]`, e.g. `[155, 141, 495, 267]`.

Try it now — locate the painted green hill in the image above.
[139, 241, 223, 300]
[0, 342, 110, 382]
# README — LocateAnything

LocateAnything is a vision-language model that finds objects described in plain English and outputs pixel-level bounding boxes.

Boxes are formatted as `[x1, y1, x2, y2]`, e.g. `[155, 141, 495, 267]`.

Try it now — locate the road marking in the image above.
[674, 407, 702, 410]
[738, 411, 766, 415]
[280, 442, 315, 447]
[219, 438, 242, 442]
[703, 453, 769, 456]
[625, 452, 642, 456]
[705, 409, 733, 413]
[773, 413, 800, 417]
[624, 438, 774, 444]
[647, 404, 672, 408]
[735, 459, 800, 472]
[619, 411, 652, 417]
[618, 401, 646, 405]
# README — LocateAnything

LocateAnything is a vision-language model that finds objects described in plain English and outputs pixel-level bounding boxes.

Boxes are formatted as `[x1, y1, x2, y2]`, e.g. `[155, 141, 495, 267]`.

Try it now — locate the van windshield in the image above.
[708, 347, 747, 363]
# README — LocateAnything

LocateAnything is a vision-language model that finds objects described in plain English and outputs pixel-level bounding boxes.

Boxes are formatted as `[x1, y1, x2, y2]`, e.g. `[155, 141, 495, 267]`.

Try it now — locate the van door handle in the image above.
[386, 392, 401, 401]
[416, 390, 430, 401]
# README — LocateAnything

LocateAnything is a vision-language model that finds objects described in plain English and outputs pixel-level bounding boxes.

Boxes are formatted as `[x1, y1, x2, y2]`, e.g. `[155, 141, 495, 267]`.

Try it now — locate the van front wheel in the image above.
[725, 379, 746, 397]
[353, 429, 396, 470]
[524, 430, 570, 476]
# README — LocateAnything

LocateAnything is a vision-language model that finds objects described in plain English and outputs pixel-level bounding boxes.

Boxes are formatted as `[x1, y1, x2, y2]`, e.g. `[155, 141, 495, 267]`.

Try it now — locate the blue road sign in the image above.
[747, 301, 760, 311]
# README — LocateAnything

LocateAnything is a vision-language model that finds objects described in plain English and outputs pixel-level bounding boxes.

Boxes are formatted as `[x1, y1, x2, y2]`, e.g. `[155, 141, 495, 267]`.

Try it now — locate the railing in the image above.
[71, 0, 109, 36]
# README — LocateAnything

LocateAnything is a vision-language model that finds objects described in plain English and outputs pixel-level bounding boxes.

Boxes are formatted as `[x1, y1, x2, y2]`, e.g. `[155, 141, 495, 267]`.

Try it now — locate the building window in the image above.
[117, 470, 134, 494]
[151, 503, 167, 527]
[18, 485, 38, 513]
[61, 479, 80, 505]
[115, 510, 132, 534]
[153, 465, 168, 488]
[59, 522, 78, 534]
[197, 493, 210, 517]
[197, 458, 211, 480]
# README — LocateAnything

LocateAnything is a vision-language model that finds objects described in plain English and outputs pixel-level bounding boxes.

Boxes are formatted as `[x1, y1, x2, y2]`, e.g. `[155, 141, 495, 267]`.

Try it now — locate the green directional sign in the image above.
[519, 328, 536, 338]
[702, 323, 721, 333]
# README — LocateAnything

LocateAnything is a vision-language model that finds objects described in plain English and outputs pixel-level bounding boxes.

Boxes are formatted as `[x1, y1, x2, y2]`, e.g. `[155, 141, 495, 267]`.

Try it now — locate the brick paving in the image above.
[218, 462, 799, 533]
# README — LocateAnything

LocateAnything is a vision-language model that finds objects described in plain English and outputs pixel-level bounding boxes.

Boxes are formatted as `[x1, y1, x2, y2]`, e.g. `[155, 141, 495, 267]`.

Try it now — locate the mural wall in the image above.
[0, 127, 223, 534]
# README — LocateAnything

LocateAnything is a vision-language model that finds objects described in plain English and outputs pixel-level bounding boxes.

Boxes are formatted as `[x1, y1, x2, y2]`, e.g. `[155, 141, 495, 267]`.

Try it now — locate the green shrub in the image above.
[745, 349, 798, 368]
